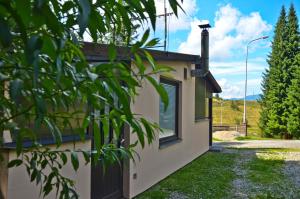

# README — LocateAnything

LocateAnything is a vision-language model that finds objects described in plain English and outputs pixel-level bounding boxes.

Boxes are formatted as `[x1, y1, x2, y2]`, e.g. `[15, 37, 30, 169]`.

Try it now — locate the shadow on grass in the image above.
[135, 152, 237, 199]
[244, 150, 300, 199]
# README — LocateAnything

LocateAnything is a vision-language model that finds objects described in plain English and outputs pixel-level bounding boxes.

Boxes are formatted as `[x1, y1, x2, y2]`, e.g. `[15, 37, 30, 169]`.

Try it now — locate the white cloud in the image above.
[218, 78, 243, 99]
[218, 77, 262, 99]
[210, 58, 268, 75]
[178, 4, 272, 60]
[155, 0, 197, 32]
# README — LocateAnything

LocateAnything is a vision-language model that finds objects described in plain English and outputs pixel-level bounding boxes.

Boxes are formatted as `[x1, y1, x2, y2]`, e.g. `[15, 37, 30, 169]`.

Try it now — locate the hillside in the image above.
[228, 94, 261, 101]
[212, 98, 261, 136]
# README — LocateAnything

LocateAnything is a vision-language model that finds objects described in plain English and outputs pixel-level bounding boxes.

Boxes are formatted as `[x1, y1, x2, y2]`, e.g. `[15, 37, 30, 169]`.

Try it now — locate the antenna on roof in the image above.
[164, 0, 168, 51]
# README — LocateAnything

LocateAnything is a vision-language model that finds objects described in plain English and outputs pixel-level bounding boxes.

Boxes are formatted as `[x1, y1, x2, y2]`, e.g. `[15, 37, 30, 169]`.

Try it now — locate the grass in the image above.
[213, 99, 261, 135]
[213, 137, 223, 142]
[136, 148, 300, 199]
[235, 136, 280, 141]
[135, 152, 237, 199]
[247, 152, 285, 184]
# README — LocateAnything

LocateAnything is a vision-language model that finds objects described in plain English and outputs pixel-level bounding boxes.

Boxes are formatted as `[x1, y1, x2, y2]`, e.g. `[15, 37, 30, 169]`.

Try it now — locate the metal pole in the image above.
[164, 0, 167, 51]
[220, 101, 223, 125]
[243, 45, 249, 135]
[243, 36, 269, 136]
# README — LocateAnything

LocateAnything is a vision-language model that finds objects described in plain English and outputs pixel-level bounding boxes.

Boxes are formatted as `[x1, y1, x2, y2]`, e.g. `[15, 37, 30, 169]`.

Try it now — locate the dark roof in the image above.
[83, 42, 200, 62]
[82, 42, 221, 93]
[204, 71, 222, 93]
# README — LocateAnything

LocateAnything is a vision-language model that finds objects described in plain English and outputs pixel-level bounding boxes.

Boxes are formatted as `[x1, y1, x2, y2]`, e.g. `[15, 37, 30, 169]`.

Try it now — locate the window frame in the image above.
[159, 77, 180, 145]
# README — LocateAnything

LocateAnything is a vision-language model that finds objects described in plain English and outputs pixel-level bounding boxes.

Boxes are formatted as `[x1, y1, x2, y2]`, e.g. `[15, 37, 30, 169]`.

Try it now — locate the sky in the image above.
[151, 0, 300, 98]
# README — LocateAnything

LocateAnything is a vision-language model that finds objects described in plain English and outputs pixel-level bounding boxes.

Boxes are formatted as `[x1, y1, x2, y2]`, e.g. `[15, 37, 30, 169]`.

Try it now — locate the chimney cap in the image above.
[199, 24, 211, 29]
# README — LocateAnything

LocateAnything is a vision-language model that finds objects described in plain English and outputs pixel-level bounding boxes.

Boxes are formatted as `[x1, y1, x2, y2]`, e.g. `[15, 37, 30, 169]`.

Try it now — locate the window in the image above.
[10, 101, 88, 143]
[159, 77, 179, 144]
[195, 78, 211, 120]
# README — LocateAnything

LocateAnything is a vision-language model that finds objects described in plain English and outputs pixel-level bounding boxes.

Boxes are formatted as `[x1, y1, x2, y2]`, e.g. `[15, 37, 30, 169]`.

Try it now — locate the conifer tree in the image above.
[287, 55, 300, 138]
[259, 6, 287, 137]
[282, 4, 300, 138]
[260, 4, 300, 139]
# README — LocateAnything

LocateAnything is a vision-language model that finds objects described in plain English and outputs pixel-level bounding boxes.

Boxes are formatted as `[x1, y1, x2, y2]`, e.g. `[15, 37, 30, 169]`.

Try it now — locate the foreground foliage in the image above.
[0, 0, 182, 198]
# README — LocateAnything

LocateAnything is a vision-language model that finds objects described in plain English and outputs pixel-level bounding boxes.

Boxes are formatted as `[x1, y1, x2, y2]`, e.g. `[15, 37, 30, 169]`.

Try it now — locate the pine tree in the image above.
[287, 55, 300, 138]
[260, 4, 300, 139]
[286, 4, 300, 138]
[281, 4, 300, 138]
[259, 6, 287, 137]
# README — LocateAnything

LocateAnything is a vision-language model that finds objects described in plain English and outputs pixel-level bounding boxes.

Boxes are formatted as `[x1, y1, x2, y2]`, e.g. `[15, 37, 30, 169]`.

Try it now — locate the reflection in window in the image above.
[159, 78, 179, 142]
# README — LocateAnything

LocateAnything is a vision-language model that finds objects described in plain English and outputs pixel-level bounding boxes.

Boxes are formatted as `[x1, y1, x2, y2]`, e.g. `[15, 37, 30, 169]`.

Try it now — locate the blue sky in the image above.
[152, 0, 300, 98]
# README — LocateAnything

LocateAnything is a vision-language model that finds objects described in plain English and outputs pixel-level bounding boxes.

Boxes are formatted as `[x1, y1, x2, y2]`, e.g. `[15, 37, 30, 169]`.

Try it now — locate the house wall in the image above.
[0, 150, 9, 199]
[5, 140, 91, 199]
[128, 61, 210, 198]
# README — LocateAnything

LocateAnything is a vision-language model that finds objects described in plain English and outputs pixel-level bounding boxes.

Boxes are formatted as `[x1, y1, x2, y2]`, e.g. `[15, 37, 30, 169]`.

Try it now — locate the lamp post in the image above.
[243, 36, 269, 136]
[220, 100, 223, 125]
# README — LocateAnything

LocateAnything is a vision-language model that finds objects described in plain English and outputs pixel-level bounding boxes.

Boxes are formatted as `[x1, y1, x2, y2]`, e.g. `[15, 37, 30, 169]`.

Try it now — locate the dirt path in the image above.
[213, 131, 242, 141]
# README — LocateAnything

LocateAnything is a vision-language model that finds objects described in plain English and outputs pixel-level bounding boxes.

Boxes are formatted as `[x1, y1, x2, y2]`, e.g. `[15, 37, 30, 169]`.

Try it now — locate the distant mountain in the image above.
[228, 94, 261, 101]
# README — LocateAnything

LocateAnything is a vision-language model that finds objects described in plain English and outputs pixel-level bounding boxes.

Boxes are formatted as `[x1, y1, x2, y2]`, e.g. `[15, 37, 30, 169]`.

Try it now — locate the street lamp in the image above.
[243, 36, 269, 136]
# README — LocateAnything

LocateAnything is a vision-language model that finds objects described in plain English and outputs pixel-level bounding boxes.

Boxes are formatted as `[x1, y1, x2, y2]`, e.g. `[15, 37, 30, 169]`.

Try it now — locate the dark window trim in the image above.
[3, 134, 91, 149]
[159, 77, 180, 146]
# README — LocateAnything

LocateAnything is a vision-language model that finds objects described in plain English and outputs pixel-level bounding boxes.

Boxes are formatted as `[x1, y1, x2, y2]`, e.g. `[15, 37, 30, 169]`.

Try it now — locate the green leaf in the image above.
[0, 18, 12, 47]
[62, 1, 75, 12]
[87, 69, 98, 81]
[16, 131, 23, 156]
[31, 169, 38, 182]
[146, 76, 169, 110]
[60, 153, 68, 165]
[25, 35, 43, 65]
[140, 29, 150, 45]
[0, 73, 9, 81]
[142, 0, 156, 30]
[78, 0, 91, 36]
[16, 0, 31, 26]
[44, 118, 62, 146]
[71, 152, 79, 171]
[9, 79, 23, 104]
[41, 159, 48, 169]
[145, 38, 159, 48]
[140, 118, 155, 144]
[7, 159, 23, 168]
[144, 51, 156, 69]
[81, 150, 90, 165]
[108, 44, 117, 61]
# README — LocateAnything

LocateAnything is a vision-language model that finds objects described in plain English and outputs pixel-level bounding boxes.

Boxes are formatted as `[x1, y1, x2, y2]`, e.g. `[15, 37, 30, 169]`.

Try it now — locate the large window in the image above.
[159, 77, 179, 144]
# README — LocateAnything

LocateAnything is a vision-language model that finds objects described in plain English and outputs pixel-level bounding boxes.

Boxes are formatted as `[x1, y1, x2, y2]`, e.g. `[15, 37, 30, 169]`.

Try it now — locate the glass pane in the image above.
[195, 78, 206, 119]
[159, 82, 176, 138]
[12, 102, 87, 142]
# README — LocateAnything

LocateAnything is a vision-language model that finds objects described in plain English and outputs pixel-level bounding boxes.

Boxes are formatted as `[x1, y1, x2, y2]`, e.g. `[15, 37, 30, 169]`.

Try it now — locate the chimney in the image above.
[199, 24, 211, 72]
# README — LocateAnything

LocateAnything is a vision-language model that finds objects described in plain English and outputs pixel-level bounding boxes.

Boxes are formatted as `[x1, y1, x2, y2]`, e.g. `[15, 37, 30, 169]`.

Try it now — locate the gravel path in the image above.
[283, 152, 300, 188]
[227, 150, 255, 199]
[222, 149, 300, 199]
[214, 140, 300, 149]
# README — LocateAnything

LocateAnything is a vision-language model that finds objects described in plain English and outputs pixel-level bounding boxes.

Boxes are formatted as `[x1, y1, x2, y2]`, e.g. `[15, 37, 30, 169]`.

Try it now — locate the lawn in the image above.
[135, 149, 300, 199]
